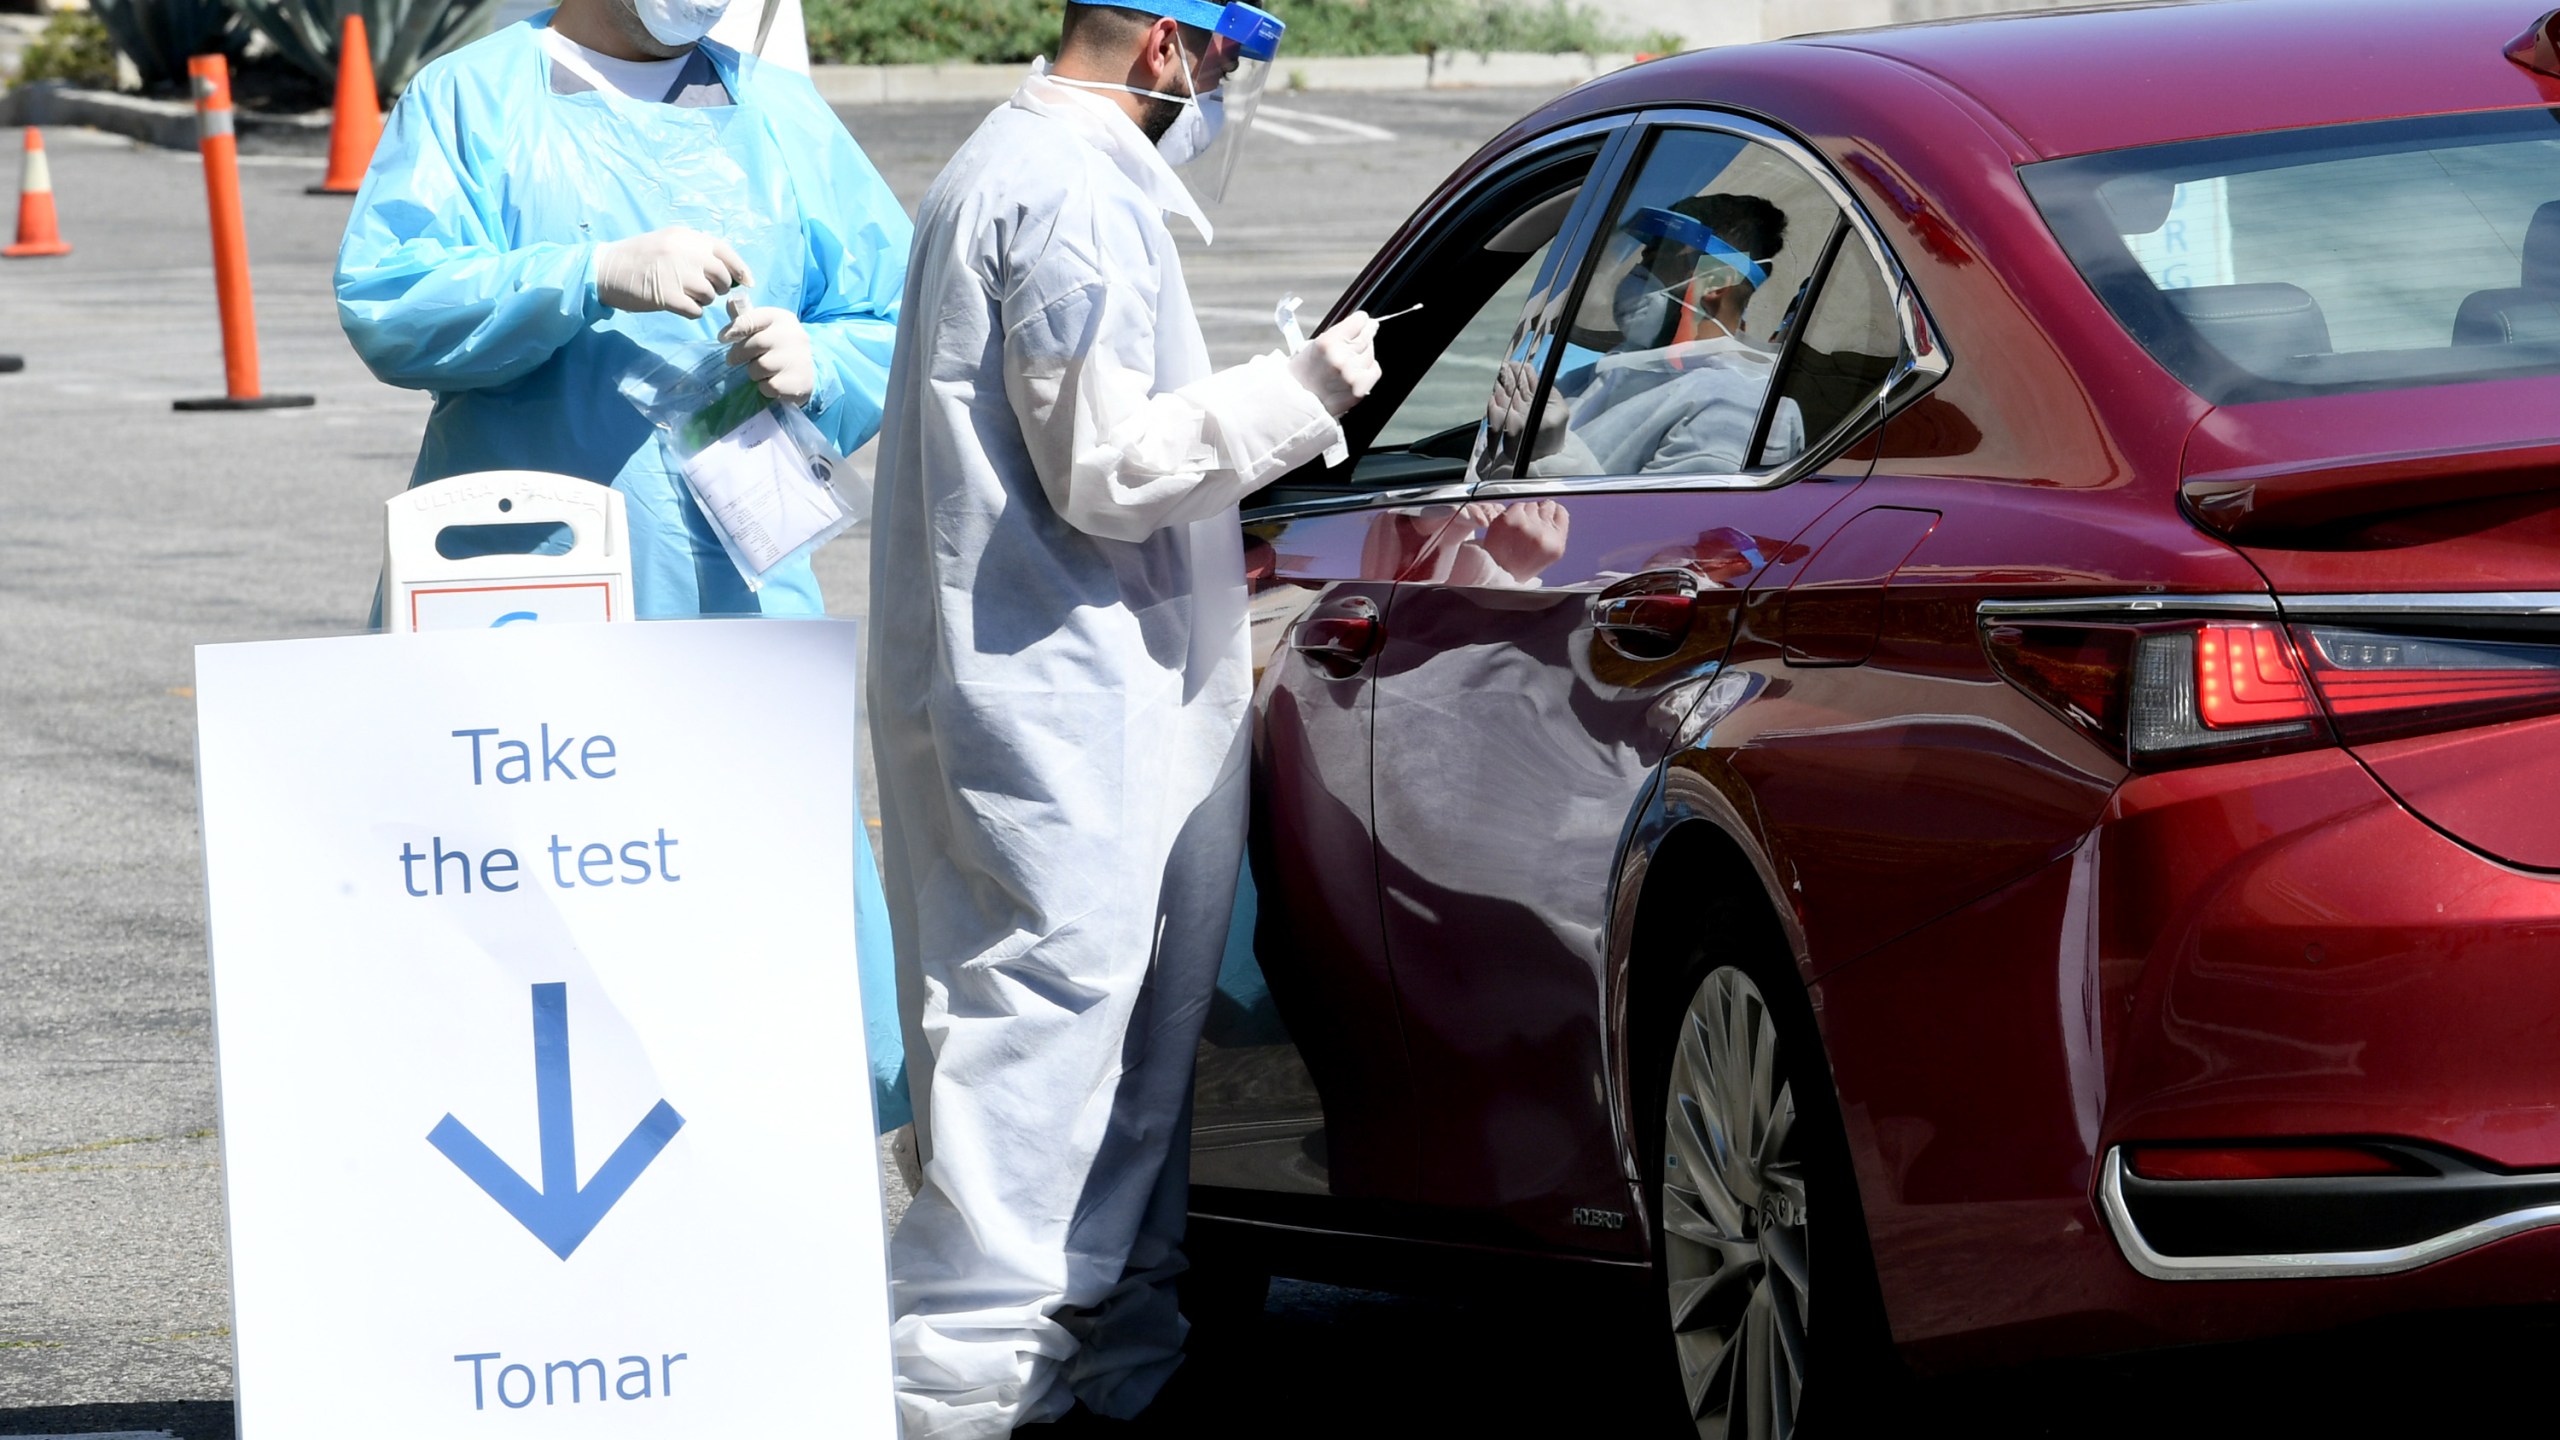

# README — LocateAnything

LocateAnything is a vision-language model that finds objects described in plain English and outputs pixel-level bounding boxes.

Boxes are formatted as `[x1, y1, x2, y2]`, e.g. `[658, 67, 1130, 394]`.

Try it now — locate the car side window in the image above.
[1753, 230, 1902, 467]
[1371, 232, 1559, 453]
[1265, 143, 1602, 503]
[1512, 129, 1846, 483]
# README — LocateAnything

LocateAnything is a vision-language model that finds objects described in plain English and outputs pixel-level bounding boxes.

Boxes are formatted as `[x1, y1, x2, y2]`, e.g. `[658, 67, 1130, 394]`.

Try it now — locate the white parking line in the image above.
[1256, 116, 1324, 146]
[1259, 104, 1399, 143]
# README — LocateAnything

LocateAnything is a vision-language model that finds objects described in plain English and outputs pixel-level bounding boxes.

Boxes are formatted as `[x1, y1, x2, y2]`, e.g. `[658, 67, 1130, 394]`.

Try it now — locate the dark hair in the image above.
[1060, 2, 1211, 59]
[1670, 192, 1788, 271]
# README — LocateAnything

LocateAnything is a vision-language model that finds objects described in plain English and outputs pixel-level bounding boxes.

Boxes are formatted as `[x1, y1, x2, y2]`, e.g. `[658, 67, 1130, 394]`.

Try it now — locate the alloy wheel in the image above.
[1662, 966, 1807, 1440]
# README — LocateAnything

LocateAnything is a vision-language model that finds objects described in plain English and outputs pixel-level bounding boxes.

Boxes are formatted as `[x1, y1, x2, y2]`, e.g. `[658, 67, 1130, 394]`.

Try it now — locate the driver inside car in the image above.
[1493, 192, 1807, 479]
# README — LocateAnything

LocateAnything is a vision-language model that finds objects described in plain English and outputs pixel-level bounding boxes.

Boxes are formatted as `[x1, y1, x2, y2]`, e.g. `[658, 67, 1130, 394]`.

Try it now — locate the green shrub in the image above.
[226, 0, 505, 95]
[804, 0, 1058, 66]
[13, 11, 119, 89]
[90, 0, 243, 91]
[1277, 0, 1648, 57]
[801, 0, 1656, 66]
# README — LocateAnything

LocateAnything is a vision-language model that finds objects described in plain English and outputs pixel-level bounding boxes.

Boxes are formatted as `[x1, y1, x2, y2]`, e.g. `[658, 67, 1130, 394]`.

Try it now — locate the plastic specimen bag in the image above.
[621, 340, 863, 590]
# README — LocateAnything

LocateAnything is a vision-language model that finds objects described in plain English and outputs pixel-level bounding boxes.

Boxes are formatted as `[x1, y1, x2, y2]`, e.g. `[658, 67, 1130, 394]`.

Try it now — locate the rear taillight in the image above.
[1987, 618, 2324, 768]
[2293, 626, 2560, 743]
[2129, 622, 2320, 756]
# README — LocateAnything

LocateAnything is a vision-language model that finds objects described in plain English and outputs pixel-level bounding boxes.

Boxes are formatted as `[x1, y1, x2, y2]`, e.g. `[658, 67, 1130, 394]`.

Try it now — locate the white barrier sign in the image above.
[194, 619, 889, 1438]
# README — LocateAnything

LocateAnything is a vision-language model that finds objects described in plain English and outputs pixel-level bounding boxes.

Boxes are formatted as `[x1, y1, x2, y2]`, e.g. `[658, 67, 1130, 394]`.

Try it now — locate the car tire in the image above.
[1645, 946, 1894, 1439]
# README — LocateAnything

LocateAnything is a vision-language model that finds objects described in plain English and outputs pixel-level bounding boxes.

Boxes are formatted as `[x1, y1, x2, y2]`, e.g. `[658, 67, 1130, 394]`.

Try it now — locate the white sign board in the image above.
[194, 619, 890, 1437]
[405, 580, 621, 632]
[2122, 176, 2236, 291]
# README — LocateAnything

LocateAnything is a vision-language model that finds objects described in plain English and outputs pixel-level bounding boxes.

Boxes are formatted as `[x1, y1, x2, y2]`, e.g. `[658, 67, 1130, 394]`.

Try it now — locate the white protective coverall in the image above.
[866, 69, 1344, 1439]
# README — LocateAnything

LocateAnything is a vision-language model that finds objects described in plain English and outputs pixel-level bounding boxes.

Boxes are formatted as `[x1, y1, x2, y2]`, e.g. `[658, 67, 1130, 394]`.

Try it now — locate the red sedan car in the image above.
[1183, 0, 2560, 1433]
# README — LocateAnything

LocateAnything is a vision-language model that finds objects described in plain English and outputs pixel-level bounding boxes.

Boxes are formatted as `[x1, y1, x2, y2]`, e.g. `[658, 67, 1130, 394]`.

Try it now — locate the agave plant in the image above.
[228, 0, 508, 97]
[88, 0, 243, 89]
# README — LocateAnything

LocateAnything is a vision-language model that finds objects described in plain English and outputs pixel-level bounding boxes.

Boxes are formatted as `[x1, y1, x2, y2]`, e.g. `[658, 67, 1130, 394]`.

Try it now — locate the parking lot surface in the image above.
[7, 84, 2560, 1439]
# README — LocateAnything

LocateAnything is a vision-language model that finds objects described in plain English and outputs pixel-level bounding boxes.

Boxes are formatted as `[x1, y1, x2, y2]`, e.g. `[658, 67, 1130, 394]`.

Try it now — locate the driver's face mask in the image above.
[1614, 256, 1753, 348]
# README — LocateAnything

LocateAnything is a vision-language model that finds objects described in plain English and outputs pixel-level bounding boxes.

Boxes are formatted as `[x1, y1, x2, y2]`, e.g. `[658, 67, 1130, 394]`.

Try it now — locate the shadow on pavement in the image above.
[15, 1291, 2560, 1436]
[1136, 1281, 2560, 1436]
[0, 1401, 234, 1438]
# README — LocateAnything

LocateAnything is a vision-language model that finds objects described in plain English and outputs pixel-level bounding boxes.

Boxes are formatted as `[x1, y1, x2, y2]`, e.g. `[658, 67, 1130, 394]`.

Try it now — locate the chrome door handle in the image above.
[1292, 606, 1383, 677]
[1595, 593, 1698, 649]
[1293, 615, 1382, 673]
[1594, 570, 1702, 659]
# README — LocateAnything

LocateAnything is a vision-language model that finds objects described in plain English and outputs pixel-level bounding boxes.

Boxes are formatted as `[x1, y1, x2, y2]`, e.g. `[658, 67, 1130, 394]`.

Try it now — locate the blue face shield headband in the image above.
[1114, 0, 1285, 59]
[1625, 206, 1771, 289]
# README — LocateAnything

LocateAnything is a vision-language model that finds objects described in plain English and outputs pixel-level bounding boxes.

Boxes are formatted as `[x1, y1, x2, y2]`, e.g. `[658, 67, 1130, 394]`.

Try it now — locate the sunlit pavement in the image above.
[0, 90, 1532, 1427]
[8, 93, 2560, 1437]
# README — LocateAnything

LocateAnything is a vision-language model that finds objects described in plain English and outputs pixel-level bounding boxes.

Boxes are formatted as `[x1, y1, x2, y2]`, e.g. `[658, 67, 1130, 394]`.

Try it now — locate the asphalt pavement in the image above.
[0, 86, 1546, 1432]
[10, 81, 2560, 1440]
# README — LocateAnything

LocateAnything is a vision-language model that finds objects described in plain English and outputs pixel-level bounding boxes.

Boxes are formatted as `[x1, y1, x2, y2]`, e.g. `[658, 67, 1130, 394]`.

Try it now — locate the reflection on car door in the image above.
[1195, 127, 1620, 1210]
[1364, 118, 1909, 1253]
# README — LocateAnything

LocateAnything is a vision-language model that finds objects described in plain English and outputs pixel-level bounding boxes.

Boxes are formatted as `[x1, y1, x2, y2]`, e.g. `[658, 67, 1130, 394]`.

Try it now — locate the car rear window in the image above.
[2022, 108, 2560, 403]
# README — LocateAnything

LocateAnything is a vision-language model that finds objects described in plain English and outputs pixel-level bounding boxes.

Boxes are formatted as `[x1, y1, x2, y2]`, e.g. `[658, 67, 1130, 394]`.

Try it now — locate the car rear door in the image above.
[1361, 113, 1925, 1252]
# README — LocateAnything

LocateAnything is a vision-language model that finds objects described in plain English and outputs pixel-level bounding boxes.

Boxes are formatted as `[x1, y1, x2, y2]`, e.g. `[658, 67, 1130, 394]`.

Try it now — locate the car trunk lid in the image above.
[2189, 380, 2560, 869]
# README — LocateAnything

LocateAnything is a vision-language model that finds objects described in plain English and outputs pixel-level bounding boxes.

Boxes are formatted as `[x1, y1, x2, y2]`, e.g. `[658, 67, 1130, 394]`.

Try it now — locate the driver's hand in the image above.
[1488, 361, 1570, 458]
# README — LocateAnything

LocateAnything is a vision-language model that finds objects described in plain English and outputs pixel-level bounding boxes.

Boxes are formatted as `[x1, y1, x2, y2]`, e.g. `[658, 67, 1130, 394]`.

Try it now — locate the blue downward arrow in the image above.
[427, 982, 685, 1260]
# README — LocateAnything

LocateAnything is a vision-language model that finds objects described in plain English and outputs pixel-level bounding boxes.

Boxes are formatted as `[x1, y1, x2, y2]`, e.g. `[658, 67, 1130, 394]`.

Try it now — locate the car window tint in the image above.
[2024, 109, 2560, 402]
[1755, 230, 1899, 467]
[1372, 232, 1558, 452]
[1514, 128, 1842, 483]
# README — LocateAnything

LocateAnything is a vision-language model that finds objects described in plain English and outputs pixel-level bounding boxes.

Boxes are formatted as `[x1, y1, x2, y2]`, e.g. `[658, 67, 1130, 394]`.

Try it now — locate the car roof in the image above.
[1751, 0, 2560, 160]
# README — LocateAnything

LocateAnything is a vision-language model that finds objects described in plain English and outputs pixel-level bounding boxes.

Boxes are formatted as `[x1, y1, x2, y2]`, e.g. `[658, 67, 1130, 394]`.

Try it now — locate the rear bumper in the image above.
[1826, 744, 2560, 1364]
[2100, 746, 2560, 1171]
[2098, 1146, 2560, 1281]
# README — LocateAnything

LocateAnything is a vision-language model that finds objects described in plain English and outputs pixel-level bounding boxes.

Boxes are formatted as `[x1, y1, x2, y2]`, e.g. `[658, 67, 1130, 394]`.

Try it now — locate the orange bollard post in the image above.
[307, 14, 384, 197]
[4, 128, 74, 258]
[177, 54, 314, 412]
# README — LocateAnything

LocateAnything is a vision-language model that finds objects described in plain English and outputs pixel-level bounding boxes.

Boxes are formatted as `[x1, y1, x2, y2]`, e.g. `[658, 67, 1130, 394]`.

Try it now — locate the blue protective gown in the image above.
[336, 14, 908, 617]
[336, 17, 914, 1128]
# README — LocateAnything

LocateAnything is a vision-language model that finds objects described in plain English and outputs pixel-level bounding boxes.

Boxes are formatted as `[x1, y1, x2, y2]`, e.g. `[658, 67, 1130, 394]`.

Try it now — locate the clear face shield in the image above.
[1605, 206, 1770, 348]
[1172, 4, 1283, 204]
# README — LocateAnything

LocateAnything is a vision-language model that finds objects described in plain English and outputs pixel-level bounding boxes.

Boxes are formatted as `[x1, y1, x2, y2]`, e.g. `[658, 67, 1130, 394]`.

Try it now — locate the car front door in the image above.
[1363, 114, 1924, 1254]
[1193, 121, 1629, 1211]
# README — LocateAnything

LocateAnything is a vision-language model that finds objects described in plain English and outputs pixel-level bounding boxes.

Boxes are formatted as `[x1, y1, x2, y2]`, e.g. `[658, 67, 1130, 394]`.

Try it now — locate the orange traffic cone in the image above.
[4, 129, 73, 258]
[176, 54, 313, 411]
[307, 14, 384, 197]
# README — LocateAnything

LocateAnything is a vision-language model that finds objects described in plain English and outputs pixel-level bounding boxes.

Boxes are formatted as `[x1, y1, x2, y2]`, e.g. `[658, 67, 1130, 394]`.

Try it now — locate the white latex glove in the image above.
[720, 298, 816, 407]
[594, 228, 752, 319]
[1288, 311, 1382, 418]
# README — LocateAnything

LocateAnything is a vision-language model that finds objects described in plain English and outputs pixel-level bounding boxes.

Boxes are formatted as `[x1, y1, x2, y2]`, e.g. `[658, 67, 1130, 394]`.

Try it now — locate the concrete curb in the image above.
[0, 79, 330, 152]
[812, 49, 1643, 106]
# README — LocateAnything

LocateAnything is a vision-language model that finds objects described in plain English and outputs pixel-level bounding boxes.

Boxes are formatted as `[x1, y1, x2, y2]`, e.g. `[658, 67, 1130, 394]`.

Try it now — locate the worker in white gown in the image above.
[864, 2, 1380, 1435]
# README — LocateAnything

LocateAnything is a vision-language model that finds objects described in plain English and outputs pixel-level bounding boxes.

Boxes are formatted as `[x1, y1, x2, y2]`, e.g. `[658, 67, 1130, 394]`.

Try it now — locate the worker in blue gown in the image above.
[333, 0, 914, 1130]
